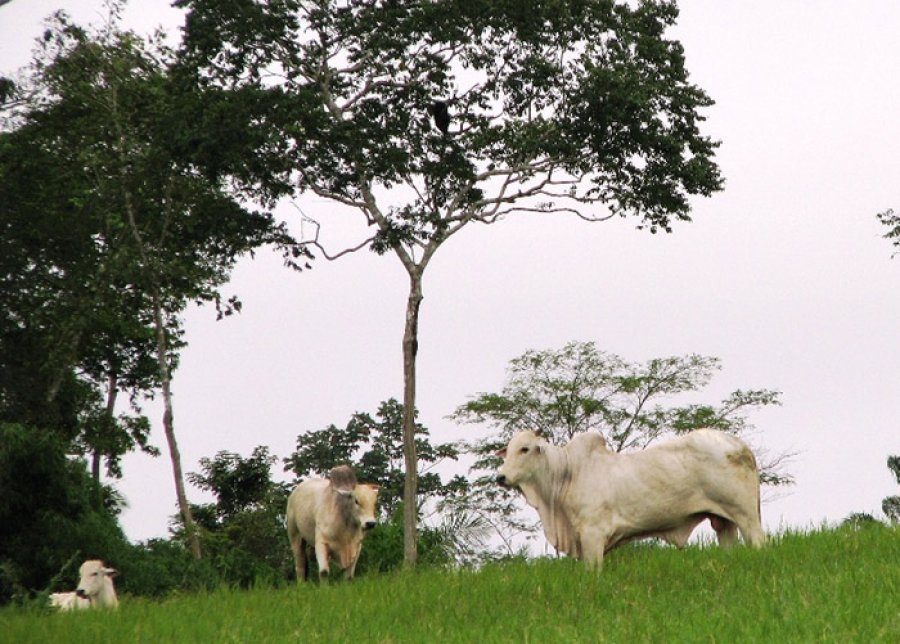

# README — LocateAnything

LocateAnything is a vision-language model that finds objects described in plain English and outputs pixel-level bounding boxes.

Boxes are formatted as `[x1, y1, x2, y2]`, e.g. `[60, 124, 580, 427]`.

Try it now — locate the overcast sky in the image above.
[2, 1, 898, 545]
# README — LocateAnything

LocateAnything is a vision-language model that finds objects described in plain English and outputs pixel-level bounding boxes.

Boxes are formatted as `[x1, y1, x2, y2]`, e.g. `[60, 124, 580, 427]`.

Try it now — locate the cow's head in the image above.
[75, 560, 117, 601]
[353, 484, 380, 531]
[329, 466, 380, 530]
[496, 431, 546, 490]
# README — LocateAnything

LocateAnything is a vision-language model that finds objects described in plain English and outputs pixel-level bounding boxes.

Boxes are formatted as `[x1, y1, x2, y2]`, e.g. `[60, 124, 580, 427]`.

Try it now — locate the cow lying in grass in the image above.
[286, 465, 379, 582]
[496, 429, 766, 571]
[49, 560, 119, 610]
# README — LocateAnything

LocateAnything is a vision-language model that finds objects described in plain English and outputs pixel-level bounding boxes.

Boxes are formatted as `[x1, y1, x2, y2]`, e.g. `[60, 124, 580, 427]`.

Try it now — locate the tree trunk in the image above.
[44, 326, 82, 407]
[151, 297, 202, 560]
[92, 371, 119, 486]
[89, 371, 119, 510]
[401, 271, 423, 566]
[117, 144, 202, 559]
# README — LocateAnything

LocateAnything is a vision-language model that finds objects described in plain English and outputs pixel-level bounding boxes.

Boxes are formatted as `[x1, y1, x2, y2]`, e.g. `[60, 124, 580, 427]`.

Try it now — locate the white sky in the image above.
[2, 1, 898, 544]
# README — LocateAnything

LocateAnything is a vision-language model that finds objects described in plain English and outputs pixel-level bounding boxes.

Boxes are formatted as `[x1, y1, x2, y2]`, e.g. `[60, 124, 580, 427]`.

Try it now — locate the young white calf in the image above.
[49, 591, 89, 611]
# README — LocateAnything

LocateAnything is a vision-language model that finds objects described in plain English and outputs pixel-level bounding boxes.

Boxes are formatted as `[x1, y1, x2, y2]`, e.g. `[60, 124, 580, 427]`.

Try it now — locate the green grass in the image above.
[2, 525, 898, 643]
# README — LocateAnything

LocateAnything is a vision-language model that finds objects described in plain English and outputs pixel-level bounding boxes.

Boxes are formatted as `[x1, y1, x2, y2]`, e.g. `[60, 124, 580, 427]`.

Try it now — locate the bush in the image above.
[0, 423, 132, 604]
[352, 507, 453, 577]
[116, 539, 220, 597]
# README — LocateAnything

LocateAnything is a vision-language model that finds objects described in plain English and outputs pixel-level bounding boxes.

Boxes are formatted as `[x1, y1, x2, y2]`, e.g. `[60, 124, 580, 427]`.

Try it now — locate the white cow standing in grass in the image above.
[496, 429, 766, 571]
[49, 560, 119, 610]
[286, 465, 380, 582]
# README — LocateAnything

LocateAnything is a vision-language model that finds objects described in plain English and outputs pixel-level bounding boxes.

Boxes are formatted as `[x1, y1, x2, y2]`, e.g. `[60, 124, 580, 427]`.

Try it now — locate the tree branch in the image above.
[293, 207, 376, 261]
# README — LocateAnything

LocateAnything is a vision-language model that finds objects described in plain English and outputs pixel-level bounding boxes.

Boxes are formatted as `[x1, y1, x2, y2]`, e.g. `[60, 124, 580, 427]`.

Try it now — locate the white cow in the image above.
[286, 465, 380, 581]
[49, 560, 119, 610]
[496, 429, 766, 570]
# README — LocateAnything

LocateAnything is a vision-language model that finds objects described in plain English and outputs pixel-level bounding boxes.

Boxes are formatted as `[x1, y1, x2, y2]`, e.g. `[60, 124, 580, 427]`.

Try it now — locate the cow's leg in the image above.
[298, 538, 309, 581]
[709, 515, 738, 548]
[345, 542, 363, 580]
[579, 528, 608, 571]
[315, 537, 331, 582]
[288, 526, 307, 582]
[736, 514, 766, 548]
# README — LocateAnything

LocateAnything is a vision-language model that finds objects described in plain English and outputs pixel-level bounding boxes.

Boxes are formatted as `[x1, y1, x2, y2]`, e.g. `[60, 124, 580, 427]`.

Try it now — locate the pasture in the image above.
[2, 526, 897, 643]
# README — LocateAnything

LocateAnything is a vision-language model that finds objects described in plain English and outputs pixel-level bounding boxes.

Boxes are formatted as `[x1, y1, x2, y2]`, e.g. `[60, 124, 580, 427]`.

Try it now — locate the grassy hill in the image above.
[2, 525, 898, 642]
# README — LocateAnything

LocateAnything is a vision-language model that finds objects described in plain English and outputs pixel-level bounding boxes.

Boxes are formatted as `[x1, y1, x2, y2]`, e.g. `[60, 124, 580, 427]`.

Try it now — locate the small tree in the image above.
[285, 399, 470, 570]
[450, 341, 790, 556]
[176, 0, 725, 564]
[285, 399, 465, 520]
[883, 455, 900, 523]
[877, 208, 900, 257]
[184, 447, 293, 585]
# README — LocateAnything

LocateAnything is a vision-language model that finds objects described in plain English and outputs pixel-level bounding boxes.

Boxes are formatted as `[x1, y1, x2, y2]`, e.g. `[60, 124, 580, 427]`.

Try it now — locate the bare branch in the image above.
[287, 203, 375, 261]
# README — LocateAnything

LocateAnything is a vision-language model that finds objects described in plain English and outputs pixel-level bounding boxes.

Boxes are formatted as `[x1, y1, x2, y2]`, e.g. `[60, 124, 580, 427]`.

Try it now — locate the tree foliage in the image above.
[1, 4, 306, 559]
[175, 0, 722, 233]
[183, 447, 293, 585]
[877, 208, 900, 257]
[453, 341, 783, 452]
[883, 455, 900, 523]
[285, 398, 466, 520]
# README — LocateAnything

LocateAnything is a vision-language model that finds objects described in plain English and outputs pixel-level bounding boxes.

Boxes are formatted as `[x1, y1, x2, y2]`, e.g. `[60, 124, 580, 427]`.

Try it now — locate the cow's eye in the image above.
[519, 446, 530, 454]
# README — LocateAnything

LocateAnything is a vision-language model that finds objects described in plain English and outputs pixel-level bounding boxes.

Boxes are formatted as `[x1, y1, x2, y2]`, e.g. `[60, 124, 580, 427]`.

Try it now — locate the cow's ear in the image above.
[496, 447, 507, 458]
[103, 567, 119, 578]
[534, 444, 542, 454]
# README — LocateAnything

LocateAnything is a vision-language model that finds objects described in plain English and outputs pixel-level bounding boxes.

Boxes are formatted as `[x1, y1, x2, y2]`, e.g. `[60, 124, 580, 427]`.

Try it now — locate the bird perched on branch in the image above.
[430, 100, 450, 135]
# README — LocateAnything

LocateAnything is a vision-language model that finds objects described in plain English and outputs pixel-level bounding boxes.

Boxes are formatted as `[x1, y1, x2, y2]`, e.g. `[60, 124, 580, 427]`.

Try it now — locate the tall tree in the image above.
[1, 6, 299, 558]
[1, 18, 161, 478]
[176, 0, 724, 563]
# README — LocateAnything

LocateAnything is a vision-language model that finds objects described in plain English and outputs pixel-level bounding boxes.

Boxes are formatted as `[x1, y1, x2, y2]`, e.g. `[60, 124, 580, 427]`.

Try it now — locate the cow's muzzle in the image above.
[75, 589, 88, 599]
[496, 474, 510, 488]
[364, 520, 376, 531]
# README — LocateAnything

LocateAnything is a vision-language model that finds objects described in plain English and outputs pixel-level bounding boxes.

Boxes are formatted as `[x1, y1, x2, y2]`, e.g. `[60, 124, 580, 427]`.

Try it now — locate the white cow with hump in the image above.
[496, 429, 765, 570]
[286, 465, 379, 581]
